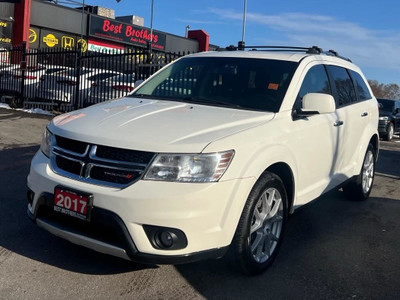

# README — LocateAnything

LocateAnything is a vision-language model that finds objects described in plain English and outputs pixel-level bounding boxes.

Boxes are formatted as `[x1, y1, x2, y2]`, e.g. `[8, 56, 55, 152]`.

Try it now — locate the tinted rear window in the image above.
[349, 70, 372, 101]
[327, 65, 356, 106]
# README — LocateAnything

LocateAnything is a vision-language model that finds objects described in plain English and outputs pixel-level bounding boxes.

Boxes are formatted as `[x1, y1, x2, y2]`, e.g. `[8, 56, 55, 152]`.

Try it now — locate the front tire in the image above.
[232, 172, 288, 275]
[343, 143, 375, 201]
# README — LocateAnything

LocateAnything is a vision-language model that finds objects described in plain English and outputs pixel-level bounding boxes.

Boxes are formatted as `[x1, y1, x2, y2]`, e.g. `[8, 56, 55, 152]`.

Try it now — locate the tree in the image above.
[368, 80, 400, 99]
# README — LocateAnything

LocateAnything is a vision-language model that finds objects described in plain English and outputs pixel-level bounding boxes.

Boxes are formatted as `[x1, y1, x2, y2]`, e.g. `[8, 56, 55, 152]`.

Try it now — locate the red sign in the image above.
[54, 187, 91, 221]
[89, 15, 166, 50]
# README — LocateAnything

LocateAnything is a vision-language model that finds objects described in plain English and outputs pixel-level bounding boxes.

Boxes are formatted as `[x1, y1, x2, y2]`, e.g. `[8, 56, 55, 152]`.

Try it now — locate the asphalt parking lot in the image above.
[0, 107, 399, 300]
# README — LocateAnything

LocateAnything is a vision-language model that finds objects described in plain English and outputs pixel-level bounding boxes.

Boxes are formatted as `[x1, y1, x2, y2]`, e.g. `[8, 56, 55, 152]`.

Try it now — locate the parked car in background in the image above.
[0, 65, 67, 99]
[36, 68, 121, 104]
[86, 72, 135, 105]
[377, 98, 400, 141]
[0, 64, 21, 93]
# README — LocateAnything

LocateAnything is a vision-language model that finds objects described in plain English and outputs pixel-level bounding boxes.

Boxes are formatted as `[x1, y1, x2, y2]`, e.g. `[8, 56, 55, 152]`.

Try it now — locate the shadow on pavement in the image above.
[376, 148, 400, 178]
[0, 146, 155, 275]
[175, 190, 400, 299]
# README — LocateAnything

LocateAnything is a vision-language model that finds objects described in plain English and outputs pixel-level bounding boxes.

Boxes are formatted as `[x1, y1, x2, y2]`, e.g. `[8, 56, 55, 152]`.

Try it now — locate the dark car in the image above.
[377, 98, 400, 141]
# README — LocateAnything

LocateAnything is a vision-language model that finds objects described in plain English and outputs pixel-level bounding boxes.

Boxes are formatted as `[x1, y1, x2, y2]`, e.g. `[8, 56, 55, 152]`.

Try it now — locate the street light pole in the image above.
[80, 0, 85, 41]
[150, 0, 154, 44]
[185, 25, 191, 38]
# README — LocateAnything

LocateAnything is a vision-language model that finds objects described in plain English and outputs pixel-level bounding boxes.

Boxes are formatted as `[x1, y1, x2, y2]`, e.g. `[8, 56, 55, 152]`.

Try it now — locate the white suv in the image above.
[27, 46, 379, 275]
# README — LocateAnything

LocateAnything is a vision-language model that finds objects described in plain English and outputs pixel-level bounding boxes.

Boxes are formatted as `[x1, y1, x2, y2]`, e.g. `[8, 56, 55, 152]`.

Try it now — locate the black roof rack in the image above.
[325, 49, 352, 62]
[238, 45, 323, 54]
[219, 42, 351, 62]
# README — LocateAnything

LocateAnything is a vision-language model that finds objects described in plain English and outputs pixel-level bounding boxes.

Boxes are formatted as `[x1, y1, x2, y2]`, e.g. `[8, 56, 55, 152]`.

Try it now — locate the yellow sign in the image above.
[29, 29, 37, 44]
[0, 38, 11, 44]
[77, 38, 88, 52]
[43, 34, 59, 47]
[62, 36, 75, 49]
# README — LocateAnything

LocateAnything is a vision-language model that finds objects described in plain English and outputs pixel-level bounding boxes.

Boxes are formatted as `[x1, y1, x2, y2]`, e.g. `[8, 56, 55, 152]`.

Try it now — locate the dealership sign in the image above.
[89, 15, 166, 50]
[0, 20, 12, 44]
[88, 39, 125, 54]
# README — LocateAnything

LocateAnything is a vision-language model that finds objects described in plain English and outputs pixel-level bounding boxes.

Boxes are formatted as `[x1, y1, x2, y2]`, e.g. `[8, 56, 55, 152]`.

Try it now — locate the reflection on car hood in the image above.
[49, 97, 274, 152]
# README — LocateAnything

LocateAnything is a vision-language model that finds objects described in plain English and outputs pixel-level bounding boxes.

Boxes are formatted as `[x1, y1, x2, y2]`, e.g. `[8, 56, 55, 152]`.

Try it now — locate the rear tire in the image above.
[232, 172, 288, 275]
[343, 143, 375, 201]
[384, 123, 394, 141]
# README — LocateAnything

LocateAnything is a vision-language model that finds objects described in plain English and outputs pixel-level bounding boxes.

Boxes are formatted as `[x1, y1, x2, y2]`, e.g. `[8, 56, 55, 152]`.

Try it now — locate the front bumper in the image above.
[378, 119, 390, 134]
[27, 151, 255, 264]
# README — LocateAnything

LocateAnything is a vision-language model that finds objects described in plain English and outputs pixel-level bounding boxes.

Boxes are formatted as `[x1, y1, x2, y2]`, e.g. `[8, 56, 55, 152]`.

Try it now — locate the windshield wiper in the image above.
[131, 93, 153, 98]
[182, 97, 245, 109]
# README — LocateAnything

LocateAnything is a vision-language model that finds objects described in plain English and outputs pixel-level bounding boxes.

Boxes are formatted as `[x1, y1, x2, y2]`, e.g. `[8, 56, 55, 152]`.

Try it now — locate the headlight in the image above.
[143, 150, 234, 182]
[379, 116, 389, 121]
[40, 128, 53, 158]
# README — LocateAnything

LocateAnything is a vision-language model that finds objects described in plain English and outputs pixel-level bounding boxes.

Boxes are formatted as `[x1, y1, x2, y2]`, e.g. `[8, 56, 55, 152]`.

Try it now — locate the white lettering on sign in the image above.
[88, 43, 124, 54]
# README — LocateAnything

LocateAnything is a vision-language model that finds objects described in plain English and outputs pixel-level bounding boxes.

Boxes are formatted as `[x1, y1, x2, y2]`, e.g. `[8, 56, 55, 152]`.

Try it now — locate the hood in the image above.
[378, 110, 392, 118]
[49, 97, 274, 153]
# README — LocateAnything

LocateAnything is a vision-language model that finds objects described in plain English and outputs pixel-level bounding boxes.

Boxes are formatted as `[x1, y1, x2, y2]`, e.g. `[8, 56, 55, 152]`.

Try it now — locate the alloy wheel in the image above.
[249, 187, 284, 263]
[362, 150, 374, 194]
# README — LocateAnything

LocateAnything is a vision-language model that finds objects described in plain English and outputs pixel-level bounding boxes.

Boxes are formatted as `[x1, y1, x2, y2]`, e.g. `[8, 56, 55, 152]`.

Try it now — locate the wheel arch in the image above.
[265, 162, 295, 214]
[369, 133, 379, 161]
[352, 130, 380, 177]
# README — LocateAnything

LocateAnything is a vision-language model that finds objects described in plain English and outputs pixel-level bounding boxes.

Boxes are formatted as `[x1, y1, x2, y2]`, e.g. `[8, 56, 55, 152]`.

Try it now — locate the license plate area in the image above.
[54, 186, 93, 221]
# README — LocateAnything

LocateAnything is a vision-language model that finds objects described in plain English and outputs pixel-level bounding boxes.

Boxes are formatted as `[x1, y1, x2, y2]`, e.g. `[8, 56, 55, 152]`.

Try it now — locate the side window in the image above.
[395, 101, 400, 114]
[327, 66, 356, 107]
[349, 70, 372, 101]
[294, 65, 331, 109]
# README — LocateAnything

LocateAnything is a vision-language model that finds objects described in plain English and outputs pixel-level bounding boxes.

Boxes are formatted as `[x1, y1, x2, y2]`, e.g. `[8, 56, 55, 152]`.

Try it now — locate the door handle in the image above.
[334, 120, 344, 127]
[361, 112, 368, 117]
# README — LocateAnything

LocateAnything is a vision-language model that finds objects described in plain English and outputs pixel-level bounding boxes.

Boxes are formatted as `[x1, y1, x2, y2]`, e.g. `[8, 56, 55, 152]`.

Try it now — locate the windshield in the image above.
[378, 99, 394, 113]
[132, 56, 297, 112]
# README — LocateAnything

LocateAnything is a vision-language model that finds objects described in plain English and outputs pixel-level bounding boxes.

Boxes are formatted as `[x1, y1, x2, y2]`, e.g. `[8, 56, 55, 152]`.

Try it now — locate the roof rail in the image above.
[326, 49, 352, 62]
[218, 42, 352, 62]
[236, 45, 323, 54]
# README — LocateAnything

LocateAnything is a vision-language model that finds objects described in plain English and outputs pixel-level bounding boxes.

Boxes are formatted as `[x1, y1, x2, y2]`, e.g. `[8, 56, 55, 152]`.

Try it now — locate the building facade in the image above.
[9, 0, 211, 54]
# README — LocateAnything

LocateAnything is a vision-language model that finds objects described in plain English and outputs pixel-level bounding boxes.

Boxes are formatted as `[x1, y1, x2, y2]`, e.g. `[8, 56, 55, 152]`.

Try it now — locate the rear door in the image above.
[326, 66, 373, 179]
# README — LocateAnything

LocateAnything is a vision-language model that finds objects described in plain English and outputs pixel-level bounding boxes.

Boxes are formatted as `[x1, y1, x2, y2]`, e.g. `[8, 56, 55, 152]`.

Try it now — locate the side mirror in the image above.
[134, 79, 144, 87]
[295, 93, 336, 117]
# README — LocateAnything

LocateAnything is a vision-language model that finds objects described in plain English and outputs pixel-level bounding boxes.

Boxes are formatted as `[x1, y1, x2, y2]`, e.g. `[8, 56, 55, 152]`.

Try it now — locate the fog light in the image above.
[158, 231, 175, 248]
[143, 225, 188, 250]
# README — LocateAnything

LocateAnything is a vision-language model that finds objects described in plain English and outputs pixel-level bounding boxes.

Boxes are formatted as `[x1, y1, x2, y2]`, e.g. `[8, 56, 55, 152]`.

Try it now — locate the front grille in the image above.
[50, 135, 155, 188]
[55, 155, 82, 175]
[96, 145, 154, 164]
[55, 135, 88, 154]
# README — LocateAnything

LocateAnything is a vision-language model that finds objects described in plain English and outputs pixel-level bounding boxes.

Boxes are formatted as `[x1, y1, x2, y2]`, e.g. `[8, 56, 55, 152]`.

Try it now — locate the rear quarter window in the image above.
[327, 65, 356, 107]
[349, 70, 372, 101]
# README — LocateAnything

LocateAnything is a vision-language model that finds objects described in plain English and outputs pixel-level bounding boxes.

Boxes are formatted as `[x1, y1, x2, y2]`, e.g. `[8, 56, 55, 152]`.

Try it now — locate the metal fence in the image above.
[0, 43, 187, 112]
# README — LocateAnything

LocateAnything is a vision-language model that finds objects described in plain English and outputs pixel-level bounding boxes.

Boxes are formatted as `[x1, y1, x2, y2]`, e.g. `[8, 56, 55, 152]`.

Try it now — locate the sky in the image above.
[71, 0, 400, 85]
